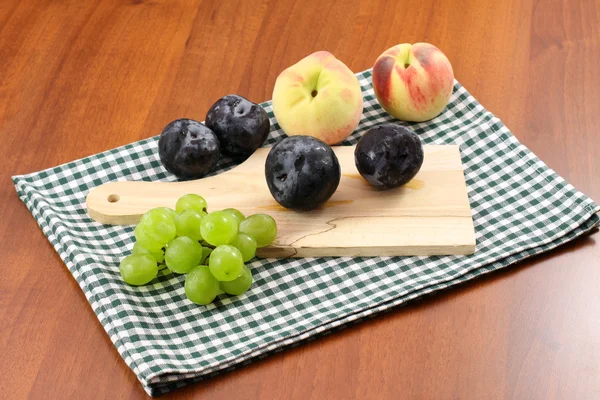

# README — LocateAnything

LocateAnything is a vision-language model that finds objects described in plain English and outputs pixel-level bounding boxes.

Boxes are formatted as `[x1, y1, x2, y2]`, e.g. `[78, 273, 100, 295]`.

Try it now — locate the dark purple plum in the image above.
[265, 136, 340, 211]
[205, 95, 270, 157]
[158, 119, 220, 180]
[354, 123, 424, 190]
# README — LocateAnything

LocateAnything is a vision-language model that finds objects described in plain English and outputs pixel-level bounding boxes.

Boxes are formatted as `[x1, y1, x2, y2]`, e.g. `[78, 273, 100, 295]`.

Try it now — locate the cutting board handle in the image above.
[86, 148, 266, 225]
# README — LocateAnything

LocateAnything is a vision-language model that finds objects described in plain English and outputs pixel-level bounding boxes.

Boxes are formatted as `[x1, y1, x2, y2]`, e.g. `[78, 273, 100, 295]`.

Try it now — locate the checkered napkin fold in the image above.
[12, 69, 599, 396]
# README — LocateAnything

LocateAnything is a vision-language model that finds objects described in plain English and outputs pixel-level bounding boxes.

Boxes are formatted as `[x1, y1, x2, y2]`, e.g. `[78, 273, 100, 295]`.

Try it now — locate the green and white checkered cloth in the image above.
[13, 68, 599, 396]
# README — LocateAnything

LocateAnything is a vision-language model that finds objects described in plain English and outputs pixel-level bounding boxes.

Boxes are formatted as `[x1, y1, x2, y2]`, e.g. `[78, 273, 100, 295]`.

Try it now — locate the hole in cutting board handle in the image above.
[107, 194, 120, 203]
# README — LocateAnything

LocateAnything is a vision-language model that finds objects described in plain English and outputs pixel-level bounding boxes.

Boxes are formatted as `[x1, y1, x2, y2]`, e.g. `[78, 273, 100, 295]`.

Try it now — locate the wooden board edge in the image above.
[257, 242, 477, 258]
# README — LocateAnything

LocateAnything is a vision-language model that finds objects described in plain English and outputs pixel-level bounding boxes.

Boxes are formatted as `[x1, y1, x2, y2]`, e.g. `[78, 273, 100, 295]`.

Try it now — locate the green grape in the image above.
[175, 209, 203, 240]
[159, 263, 171, 272]
[134, 224, 165, 252]
[223, 208, 245, 225]
[219, 265, 253, 295]
[132, 242, 165, 264]
[230, 233, 257, 262]
[209, 245, 244, 281]
[239, 214, 277, 247]
[185, 266, 220, 305]
[119, 254, 158, 285]
[164, 236, 203, 274]
[140, 207, 174, 224]
[200, 246, 213, 265]
[176, 194, 208, 214]
[138, 208, 177, 245]
[200, 211, 238, 246]
[159, 207, 177, 221]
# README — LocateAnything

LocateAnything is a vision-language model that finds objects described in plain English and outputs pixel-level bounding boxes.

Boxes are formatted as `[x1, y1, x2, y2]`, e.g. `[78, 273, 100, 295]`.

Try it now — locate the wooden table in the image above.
[1, 0, 598, 398]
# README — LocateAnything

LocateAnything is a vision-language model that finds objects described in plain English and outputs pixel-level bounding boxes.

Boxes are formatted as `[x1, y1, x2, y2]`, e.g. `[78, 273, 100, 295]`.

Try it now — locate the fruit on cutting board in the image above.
[372, 43, 454, 122]
[175, 209, 204, 240]
[118, 194, 278, 305]
[200, 210, 239, 246]
[165, 236, 203, 274]
[223, 208, 245, 224]
[239, 214, 277, 247]
[272, 51, 363, 145]
[354, 123, 424, 190]
[158, 119, 221, 180]
[230, 233, 257, 262]
[209, 245, 244, 281]
[265, 136, 341, 211]
[205, 95, 271, 157]
[176, 194, 208, 214]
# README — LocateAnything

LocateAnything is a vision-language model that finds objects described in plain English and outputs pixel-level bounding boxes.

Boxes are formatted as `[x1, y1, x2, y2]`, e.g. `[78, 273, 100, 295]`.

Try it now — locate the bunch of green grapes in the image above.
[118, 194, 277, 305]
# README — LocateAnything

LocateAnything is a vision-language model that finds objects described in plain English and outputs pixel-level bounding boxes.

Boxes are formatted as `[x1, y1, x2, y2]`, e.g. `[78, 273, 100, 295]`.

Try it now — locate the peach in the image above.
[372, 43, 454, 122]
[272, 51, 363, 145]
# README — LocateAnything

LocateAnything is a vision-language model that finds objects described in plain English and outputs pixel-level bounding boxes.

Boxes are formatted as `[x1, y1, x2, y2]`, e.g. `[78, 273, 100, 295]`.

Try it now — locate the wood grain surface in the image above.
[86, 145, 476, 257]
[1, 0, 599, 399]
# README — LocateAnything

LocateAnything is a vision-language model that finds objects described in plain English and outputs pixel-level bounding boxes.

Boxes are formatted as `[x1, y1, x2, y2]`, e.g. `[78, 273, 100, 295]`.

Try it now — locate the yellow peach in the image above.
[272, 51, 363, 145]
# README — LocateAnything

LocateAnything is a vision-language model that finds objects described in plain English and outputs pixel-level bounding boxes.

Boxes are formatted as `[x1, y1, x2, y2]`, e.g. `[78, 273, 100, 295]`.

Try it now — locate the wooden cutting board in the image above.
[86, 145, 476, 257]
